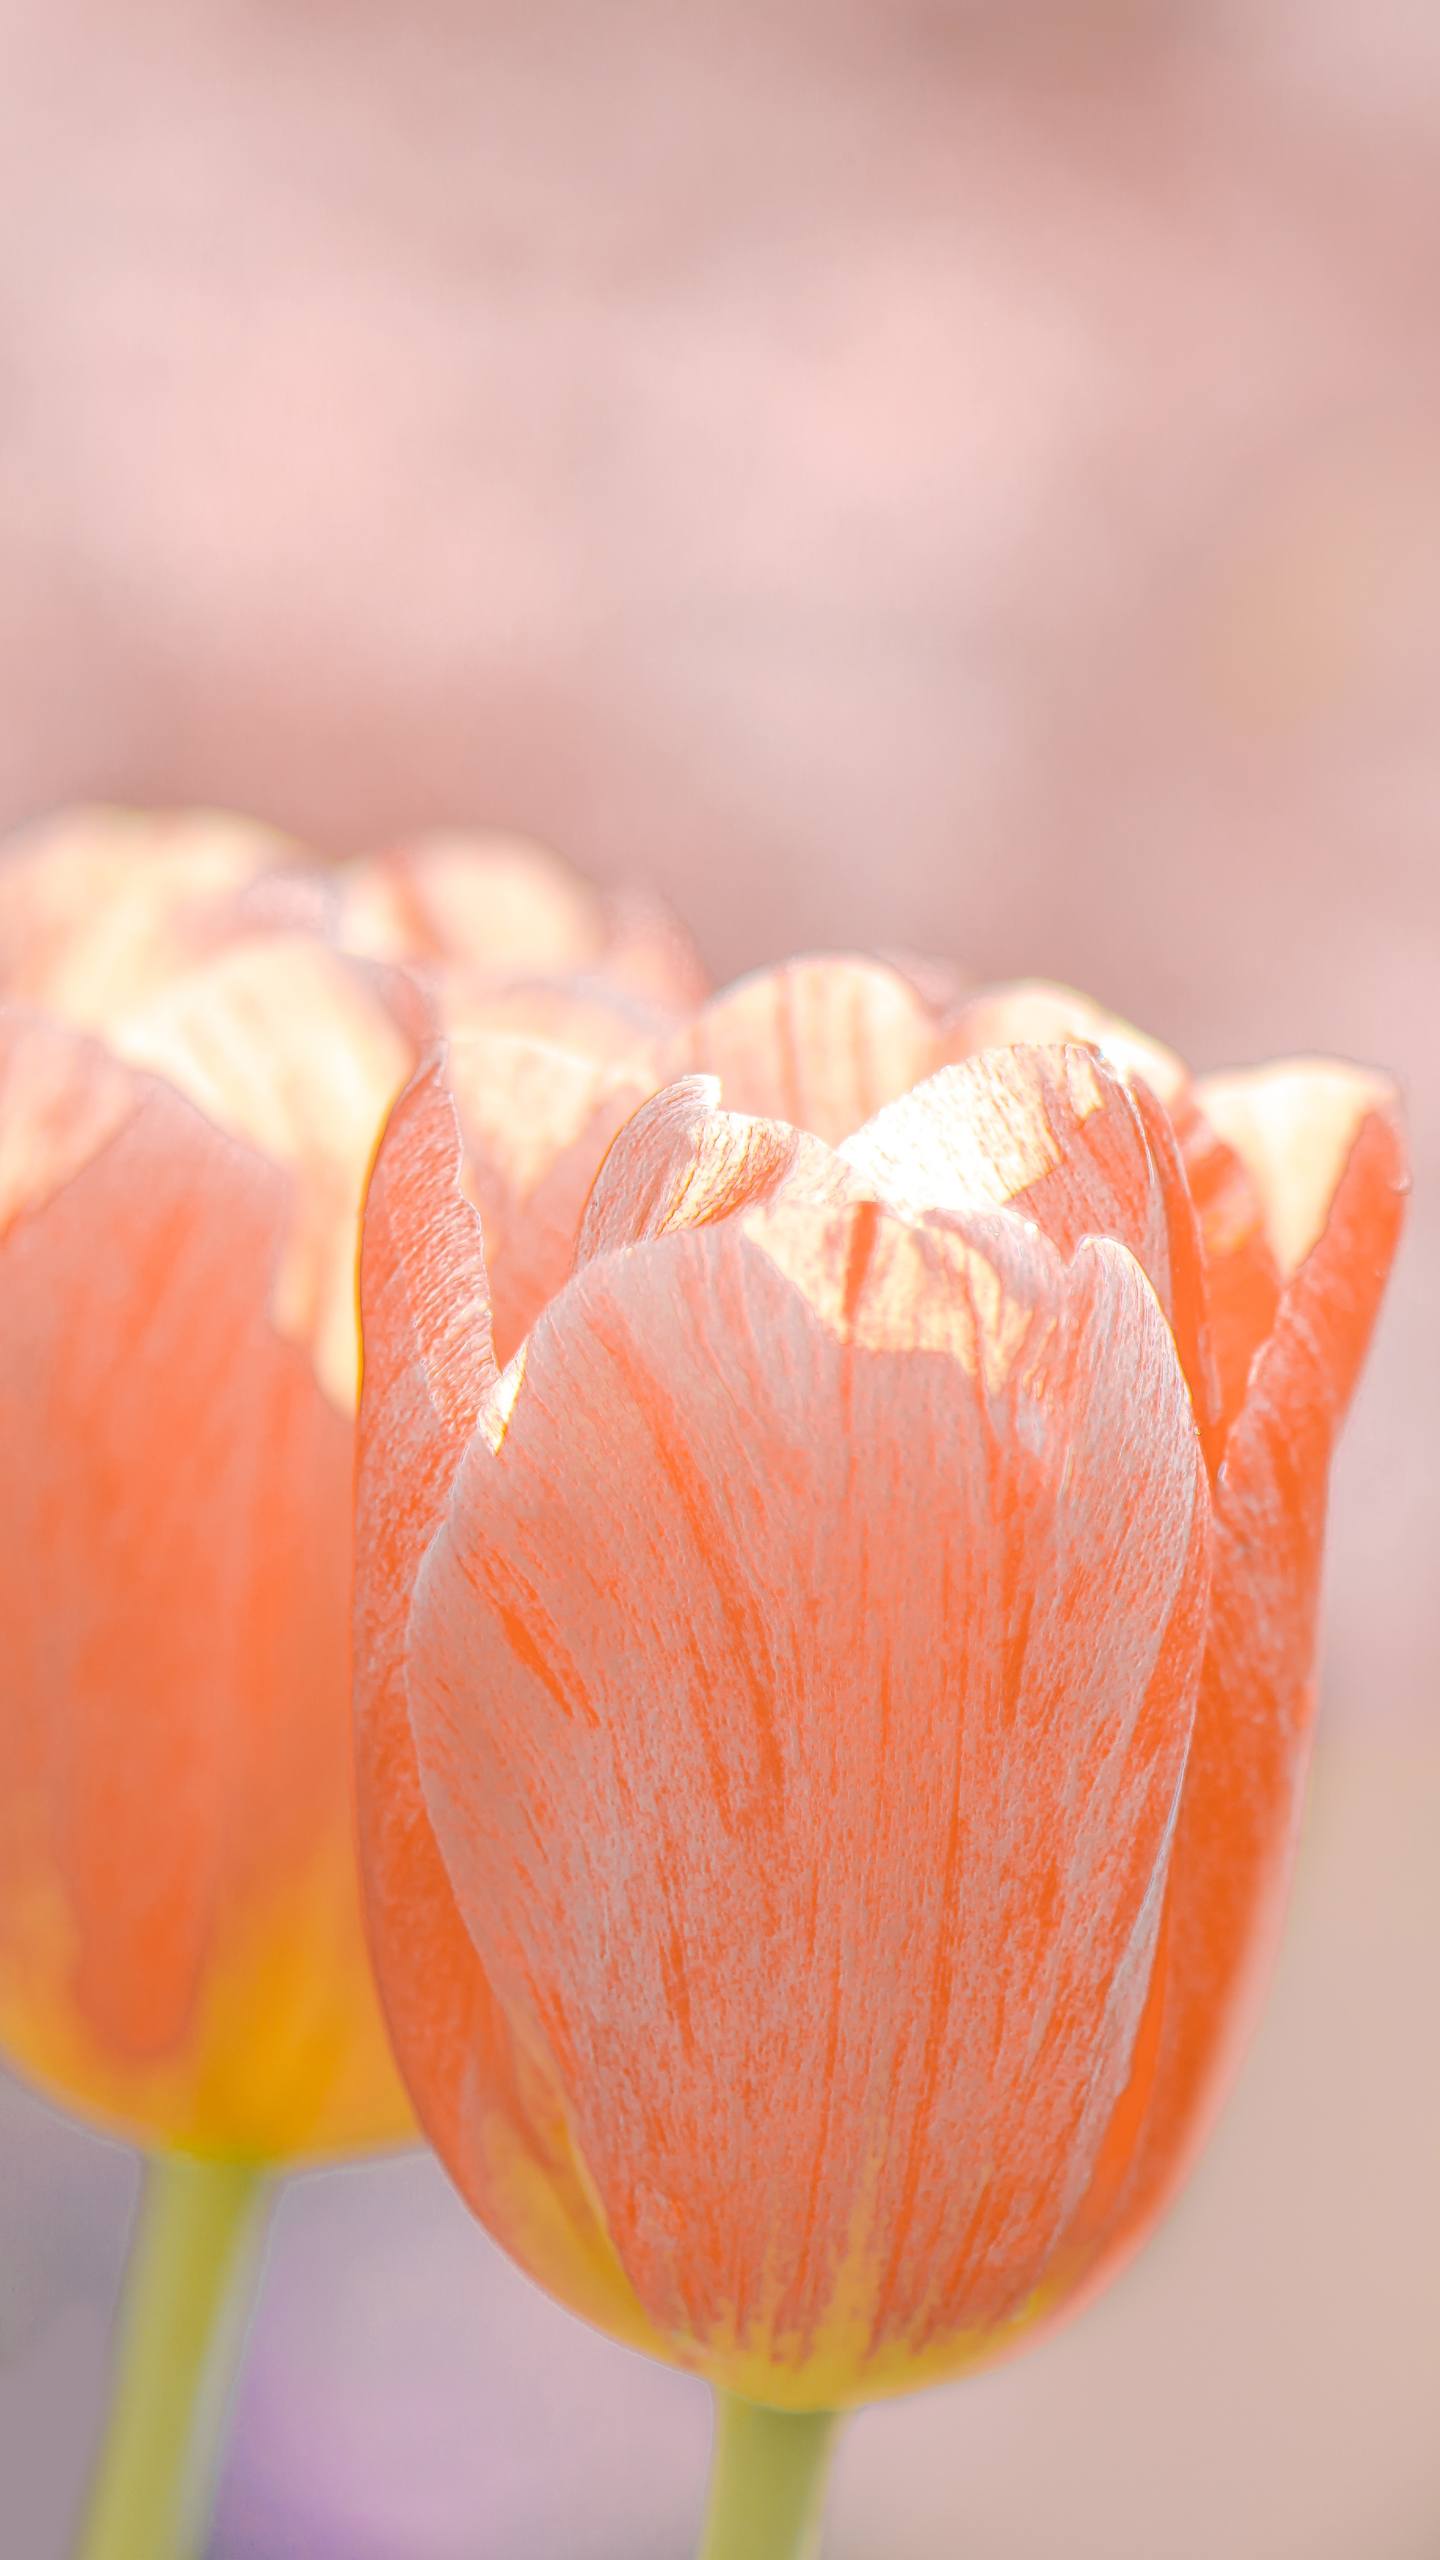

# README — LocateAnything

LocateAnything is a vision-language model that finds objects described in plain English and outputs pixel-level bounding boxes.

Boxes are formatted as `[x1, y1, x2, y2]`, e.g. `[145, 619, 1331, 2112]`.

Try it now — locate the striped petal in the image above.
[338, 832, 703, 1019]
[0, 1019, 401, 2154]
[939, 979, 1189, 1114]
[443, 1034, 650, 1365]
[1062, 1069, 1406, 2292]
[655, 956, 939, 1142]
[577, 1076, 855, 1265]
[942, 978, 1278, 1443]
[354, 1061, 667, 2347]
[842, 1044, 1215, 1438]
[405, 1194, 1209, 2403]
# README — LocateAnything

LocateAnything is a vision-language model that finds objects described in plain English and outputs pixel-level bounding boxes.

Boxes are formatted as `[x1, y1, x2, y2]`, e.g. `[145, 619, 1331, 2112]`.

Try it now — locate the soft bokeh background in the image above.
[2, 3, 1438, 2552]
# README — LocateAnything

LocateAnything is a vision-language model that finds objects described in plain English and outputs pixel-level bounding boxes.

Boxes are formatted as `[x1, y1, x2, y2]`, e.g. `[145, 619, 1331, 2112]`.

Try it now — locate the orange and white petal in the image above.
[1179, 1061, 1402, 1448]
[339, 834, 610, 976]
[103, 933, 412, 1409]
[354, 1060, 665, 2345]
[576, 1076, 856, 1266]
[405, 1197, 1209, 2404]
[939, 983, 1272, 1449]
[1060, 1070, 1406, 2300]
[656, 956, 939, 1143]
[842, 1043, 1216, 1434]
[939, 979, 1190, 1117]
[1170, 1099, 1282, 1443]
[0, 805, 301, 1022]
[440, 1033, 654, 1365]
[1198, 1054, 1402, 1303]
[0, 1025, 402, 2156]
[338, 832, 703, 1014]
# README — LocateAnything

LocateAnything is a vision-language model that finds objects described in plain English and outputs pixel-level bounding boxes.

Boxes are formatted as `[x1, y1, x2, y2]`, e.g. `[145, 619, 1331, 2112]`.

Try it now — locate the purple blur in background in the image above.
[1, 4, 1437, 2553]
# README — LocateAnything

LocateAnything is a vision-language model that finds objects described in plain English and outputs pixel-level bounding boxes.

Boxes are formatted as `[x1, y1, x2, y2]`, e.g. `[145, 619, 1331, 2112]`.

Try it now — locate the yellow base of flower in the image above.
[0, 1836, 411, 2162]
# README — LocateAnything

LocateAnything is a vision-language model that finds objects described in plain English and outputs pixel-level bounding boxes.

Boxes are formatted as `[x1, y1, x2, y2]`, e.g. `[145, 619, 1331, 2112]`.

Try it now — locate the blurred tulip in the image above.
[0, 807, 699, 2154]
[0, 809, 413, 2156]
[0, 803, 699, 2558]
[336, 827, 706, 1057]
[353, 956, 1404, 2552]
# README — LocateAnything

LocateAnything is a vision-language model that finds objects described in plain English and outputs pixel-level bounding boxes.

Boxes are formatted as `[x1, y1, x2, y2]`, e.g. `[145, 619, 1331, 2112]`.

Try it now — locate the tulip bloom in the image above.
[354, 957, 1404, 2554]
[0, 805, 697, 2559]
[0, 813, 414, 2155]
[336, 826, 707, 1055]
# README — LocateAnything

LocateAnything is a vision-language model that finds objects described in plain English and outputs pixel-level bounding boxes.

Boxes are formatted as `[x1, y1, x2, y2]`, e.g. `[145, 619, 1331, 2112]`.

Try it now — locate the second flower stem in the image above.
[77, 2150, 270, 2560]
[697, 2390, 841, 2560]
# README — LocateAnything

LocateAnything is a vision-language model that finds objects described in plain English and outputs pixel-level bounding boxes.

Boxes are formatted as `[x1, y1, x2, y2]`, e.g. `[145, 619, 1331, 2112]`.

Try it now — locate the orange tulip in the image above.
[0, 804, 705, 2560]
[0, 805, 695, 2160]
[0, 809, 416, 2157]
[336, 826, 706, 1056]
[354, 956, 1404, 2439]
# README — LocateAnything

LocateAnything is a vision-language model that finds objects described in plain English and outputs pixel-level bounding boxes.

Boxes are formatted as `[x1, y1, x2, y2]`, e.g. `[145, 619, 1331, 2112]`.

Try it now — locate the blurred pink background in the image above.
[1, 3, 1437, 2552]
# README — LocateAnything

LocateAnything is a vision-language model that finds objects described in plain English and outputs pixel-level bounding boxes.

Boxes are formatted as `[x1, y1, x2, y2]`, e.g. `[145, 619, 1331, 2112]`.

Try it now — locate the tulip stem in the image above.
[697, 2391, 841, 2560]
[77, 2151, 270, 2560]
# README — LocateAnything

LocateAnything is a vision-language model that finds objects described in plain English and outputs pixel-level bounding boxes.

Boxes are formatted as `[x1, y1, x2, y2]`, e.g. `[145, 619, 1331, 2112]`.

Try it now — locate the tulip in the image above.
[354, 956, 1404, 2557]
[0, 807, 695, 2560]
[336, 825, 707, 1055]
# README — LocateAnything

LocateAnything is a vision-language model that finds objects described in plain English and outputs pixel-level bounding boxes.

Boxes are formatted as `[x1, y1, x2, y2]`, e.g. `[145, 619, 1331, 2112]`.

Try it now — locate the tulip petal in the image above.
[1176, 1062, 1402, 1450]
[842, 1044, 1216, 1436]
[576, 1076, 854, 1265]
[354, 1061, 664, 2345]
[354, 1062, 501, 2200]
[99, 933, 411, 1409]
[940, 978, 1189, 1115]
[1064, 1072, 1406, 2292]
[406, 1198, 1209, 2402]
[444, 1034, 651, 1364]
[0, 1011, 139, 1233]
[0, 1020, 395, 2153]
[339, 832, 704, 1016]
[341, 834, 619, 976]
[941, 983, 1272, 1447]
[0, 805, 299, 1020]
[842, 1043, 1163, 1258]
[656, 956, 938, 1143]
[1198, 1051, 1400, 1295]
[1169, 1100, 1282, 1444]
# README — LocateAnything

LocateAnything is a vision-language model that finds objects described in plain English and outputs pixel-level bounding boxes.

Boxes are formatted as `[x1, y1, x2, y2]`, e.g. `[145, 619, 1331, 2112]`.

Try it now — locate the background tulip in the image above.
[0, 810, 413, 2158]
[354, 978, 1403, 2554]
[0, 805, 700, 2558]
[0, 833, 410, 2555]
[336, 829, 707, 1049]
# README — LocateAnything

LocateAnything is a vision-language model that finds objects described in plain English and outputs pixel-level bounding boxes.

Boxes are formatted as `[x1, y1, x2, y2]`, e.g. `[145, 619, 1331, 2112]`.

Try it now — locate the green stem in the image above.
[697, 2392, 841, 2560]
[77, 2152, 270, 2560]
